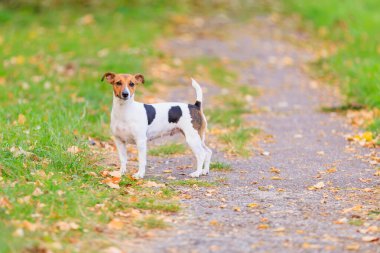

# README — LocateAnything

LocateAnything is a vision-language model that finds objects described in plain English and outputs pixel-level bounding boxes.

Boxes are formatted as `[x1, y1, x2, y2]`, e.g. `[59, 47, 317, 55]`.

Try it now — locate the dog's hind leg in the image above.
[186, 133, 206, 178]
[202, 142, 212, 175]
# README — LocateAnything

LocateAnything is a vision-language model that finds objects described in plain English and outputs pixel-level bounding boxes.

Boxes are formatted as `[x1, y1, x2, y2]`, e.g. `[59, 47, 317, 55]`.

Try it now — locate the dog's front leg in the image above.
[133, 137, 147, 179]
[114, 137, 128, 175]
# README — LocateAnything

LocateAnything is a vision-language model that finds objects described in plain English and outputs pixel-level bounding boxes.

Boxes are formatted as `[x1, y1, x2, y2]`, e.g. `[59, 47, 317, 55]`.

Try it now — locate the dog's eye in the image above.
[129, 82, 135, 87]
[116, 81, 122, 86]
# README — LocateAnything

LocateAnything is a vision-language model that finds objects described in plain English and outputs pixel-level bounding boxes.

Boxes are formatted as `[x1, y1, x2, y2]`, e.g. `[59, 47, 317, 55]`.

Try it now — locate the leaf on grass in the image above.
[142, 181, 165, 188]
[32, 187, 43, 196]
[270, 176, 283, 180]
[67, 146, 81, 154]
[101, 177, 121, 189]
[18, 114, 26, 125]
[107, 219, 124, 230]
[109, 171, 121, 178]
[56, 221, 80, 231]
[0, 197, 12, 209]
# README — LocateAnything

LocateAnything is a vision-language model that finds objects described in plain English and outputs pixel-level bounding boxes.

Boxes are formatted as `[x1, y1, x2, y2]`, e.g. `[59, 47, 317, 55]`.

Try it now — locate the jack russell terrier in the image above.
[101, 72, 212, 179]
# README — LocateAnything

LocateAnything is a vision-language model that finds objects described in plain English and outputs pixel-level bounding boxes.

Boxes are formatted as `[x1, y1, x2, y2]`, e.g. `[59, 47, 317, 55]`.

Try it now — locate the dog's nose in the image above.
[122, 90, 129, 98]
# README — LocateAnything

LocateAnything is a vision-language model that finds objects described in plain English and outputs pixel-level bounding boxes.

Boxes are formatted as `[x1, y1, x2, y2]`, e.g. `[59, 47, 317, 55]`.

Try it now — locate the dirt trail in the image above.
[122, 17, 379, 253]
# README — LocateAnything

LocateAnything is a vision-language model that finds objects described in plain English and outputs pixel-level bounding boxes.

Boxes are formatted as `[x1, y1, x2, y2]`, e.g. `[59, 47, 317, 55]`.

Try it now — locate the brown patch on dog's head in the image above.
[102, 72, 145, 100]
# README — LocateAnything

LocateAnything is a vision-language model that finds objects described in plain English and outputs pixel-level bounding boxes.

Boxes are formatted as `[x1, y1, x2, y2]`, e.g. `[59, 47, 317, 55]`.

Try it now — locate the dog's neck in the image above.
[112, 94, 136, 111]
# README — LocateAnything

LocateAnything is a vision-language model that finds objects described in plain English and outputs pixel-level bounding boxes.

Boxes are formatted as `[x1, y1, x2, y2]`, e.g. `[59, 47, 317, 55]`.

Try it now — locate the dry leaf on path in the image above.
[308, 181, 325, 190]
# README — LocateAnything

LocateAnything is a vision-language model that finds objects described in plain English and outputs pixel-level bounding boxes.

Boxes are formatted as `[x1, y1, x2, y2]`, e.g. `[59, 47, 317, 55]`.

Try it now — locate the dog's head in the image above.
[101, 72, 145, 100]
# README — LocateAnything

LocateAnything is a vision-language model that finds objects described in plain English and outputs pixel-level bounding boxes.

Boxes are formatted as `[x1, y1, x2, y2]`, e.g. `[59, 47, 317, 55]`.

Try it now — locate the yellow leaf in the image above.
[269, 167, 281, 174]
[362, 132, 373, 142]
[257, 224, 269, 230]
[270, 176, 283, 180]
[326, 167, 337, 173]
[209, 220, 219, 226]
[233, 207, 241, 212]
[247, 203, 259, 208]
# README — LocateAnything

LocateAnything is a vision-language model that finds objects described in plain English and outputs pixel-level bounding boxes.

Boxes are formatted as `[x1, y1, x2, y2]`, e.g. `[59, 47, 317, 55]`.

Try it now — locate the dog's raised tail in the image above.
[191, 78, 203, 108]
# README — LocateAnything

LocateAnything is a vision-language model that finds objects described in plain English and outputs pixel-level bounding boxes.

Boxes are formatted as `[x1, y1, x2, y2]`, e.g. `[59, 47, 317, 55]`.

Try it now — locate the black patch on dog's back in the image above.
[194, 100, 201, 108]
[144, 104, 156, 125]
[168, 106, 182, 123]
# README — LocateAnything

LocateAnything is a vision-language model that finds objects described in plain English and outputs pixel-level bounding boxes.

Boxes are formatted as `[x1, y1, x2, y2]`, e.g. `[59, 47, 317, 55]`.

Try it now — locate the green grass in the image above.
[0, 1, 190, 252]
[148, 143, 187, 156]
[135, 215, 167, 229]
[168, 179, 217, 188]
[280, 0, 380, 131]
[210, 162, 232, 172]
[220, 127, 260, 156]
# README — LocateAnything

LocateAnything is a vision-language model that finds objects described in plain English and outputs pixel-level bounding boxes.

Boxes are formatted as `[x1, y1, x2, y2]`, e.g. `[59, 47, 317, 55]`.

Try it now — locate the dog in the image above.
[101, 72, 212, 179]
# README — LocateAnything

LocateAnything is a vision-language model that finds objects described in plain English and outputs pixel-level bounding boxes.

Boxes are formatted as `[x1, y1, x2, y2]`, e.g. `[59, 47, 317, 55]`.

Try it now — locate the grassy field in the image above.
[0, 2, 188, 252]
[280, 0, 380, 133]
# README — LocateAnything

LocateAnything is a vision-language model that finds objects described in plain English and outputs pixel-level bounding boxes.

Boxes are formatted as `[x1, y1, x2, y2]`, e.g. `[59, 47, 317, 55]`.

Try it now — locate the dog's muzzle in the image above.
[121, 90, 129, 100]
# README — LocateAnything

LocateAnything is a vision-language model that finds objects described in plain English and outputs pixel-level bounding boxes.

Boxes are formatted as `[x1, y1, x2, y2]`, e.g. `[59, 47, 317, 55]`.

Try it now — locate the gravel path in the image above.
[123, 17, 379, 253]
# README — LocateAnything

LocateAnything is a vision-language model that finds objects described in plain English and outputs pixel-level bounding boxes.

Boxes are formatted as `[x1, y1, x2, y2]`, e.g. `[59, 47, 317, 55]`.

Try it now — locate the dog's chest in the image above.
[110, 114, 138, 143]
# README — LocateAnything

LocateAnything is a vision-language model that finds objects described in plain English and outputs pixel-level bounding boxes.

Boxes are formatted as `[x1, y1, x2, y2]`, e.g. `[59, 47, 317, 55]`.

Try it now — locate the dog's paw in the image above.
[120, 167, 127, 175]
[201, 169, 209, 175]
[132, 172, 144, 179]
[189, 171, 201, 178]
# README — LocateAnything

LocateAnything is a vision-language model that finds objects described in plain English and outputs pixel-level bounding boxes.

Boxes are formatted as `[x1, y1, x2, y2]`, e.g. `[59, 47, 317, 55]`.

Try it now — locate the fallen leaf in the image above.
[362, 236, 379, 242]
[308, 181, 325, 190]
[67, 146, 81, 154]
[209, 220, 219, 226]
[142, 181, 165, 188]
[109, 171, 121, 178]
[270, 176, 283, 180]
[0, 197, 12, 209]
[326, 167, 337, 173]
[13, 228, 24, 237]
[163, 169, 172, 173]
[257, 224, 269, 229]
[233, 207, 241, 212]
[107, 219, 124, 230]
[247, 203, 259, 208]
[32, 187, 43, 196]
[18, 114, 26, 125]
[270, 167, 281, 174]
[56, 221, 80, 231]
[346, 244, 360, 251]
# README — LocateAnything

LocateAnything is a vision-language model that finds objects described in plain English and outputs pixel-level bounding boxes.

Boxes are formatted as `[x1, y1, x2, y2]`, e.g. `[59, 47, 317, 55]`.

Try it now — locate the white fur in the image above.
[110, 79, 212, 179]
[191, 78, 202, 102]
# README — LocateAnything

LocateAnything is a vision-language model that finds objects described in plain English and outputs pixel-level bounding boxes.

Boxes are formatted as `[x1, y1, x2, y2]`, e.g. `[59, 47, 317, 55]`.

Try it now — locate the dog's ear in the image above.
[134, 74, 145, 84]
[101, 72, 115, 84]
